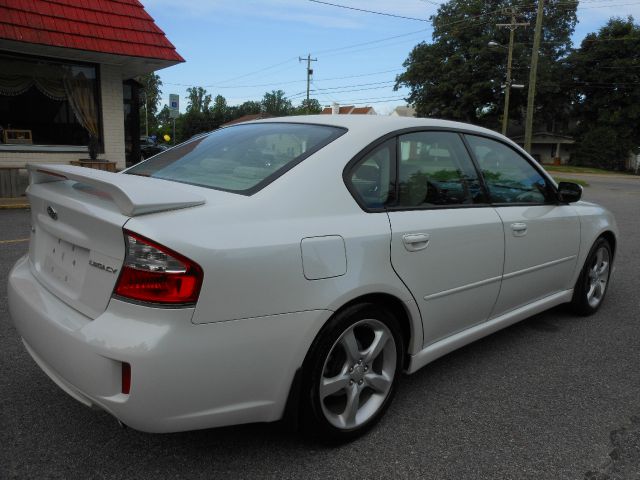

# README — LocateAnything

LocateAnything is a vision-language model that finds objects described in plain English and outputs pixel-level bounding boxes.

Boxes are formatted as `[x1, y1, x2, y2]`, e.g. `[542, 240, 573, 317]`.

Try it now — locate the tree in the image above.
[179, 86, 216, 142]
[261, 90, 292, 116]
[138, 73, 163, 136]
[569, 17, 640, 169]
[294, 98, 322, 115]
[395, 0, 577, 131]
[238, 101, 262, 116]
[155, 104, 173, 141]
[186, 86, 212, 113]
[211, 94, 229, 126]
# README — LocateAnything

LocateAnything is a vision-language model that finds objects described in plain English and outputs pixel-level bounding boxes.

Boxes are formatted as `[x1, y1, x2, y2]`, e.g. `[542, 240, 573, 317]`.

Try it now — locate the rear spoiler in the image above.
[28, 164, 206, 216]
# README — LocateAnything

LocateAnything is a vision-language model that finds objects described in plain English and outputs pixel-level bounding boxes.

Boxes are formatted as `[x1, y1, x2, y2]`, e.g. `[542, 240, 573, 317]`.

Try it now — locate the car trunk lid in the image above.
[26, 164, 207, 319]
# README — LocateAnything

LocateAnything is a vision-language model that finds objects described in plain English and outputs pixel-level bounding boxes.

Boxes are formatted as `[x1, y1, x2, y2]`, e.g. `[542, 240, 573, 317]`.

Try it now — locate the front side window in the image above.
[397, 131, 483, 207]
[126, 123, 345, 194]
[466, 135, 553, 204]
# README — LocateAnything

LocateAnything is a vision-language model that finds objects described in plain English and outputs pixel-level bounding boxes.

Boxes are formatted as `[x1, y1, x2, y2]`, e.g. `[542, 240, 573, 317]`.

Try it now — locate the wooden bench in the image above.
[69, 160, 117, 172]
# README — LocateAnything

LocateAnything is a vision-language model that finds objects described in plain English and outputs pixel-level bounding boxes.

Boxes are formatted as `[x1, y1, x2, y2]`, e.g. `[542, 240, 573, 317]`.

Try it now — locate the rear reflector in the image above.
[122, 362, 131, 395]
[114, 230, 203, 305]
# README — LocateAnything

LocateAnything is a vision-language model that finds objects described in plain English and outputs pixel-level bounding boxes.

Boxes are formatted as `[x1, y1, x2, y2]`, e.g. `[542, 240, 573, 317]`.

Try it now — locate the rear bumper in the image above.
[8, 255, 331, 433]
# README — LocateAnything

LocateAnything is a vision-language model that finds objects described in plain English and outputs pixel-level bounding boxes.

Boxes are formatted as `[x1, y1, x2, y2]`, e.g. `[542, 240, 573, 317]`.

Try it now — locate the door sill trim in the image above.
[406, 289, 573, 374]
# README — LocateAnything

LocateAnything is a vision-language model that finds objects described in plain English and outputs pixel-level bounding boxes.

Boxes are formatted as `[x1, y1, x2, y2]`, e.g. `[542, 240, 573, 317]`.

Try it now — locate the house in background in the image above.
[390, 106, 417, 117]
[0, 0, 183, 190]
[321, 103, 376, 115]
[509, 132, 575, 165]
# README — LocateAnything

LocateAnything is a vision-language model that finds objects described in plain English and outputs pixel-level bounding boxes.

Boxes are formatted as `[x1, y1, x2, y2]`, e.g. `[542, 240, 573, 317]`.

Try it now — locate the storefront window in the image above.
[0, 53, 100, 147]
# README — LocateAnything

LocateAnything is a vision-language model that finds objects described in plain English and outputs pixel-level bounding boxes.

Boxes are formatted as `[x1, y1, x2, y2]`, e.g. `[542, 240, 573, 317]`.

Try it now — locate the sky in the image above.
[143, 0, 640, 115]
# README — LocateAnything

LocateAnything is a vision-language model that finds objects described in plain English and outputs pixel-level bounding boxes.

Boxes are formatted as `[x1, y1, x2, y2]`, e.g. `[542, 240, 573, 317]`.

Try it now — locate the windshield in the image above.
[126, 123, 346, 194]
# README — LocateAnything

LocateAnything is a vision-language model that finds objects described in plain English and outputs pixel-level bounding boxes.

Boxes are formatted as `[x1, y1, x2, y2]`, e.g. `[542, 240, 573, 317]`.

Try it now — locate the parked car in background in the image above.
[8, 116, 617, 441]
[139, 136, 167, 160]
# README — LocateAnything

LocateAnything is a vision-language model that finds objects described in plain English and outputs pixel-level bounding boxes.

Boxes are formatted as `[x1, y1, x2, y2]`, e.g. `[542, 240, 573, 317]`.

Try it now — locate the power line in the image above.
[307, 84, 399, 95]
[163, 78, 305, 89]
[516, 0, 640, 9]
[434, 6, 513, 29]
[163, 68, 405, 89]
[315, 68, 403, 81]
[308, 0, 429, 22]
[311, 80, 340, 104]
[512, 64, 640, 70]
[312, 80, 397, 91]
[312, 29, 430, 56]
[315, 96, 408, 105]
[307, 4, 509, 57]
[212, 57, 299, 85]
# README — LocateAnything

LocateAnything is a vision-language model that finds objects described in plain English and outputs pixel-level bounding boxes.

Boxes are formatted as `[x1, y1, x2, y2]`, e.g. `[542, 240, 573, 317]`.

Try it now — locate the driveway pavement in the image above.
[1, 175, 639, 479]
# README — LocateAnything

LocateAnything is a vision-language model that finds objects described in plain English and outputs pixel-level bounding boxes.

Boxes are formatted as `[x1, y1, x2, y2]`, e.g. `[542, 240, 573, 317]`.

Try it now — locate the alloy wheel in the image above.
[587, 245, 610, 308]
[319, 318, 397, 430]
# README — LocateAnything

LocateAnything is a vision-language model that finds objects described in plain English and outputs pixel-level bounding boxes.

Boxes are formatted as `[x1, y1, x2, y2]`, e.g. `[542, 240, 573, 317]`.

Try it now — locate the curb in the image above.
[545, 171, 640, 180]
[0, 204, 30, 210]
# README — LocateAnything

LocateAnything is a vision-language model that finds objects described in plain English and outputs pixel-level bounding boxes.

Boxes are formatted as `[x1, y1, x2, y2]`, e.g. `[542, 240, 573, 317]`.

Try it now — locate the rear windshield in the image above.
[126, 123, 346, 194]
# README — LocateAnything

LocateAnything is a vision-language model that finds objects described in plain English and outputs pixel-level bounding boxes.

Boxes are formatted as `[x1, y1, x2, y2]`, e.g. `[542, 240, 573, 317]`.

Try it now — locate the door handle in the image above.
[402, 233, 430, 252]
[511, 222, 528, 237]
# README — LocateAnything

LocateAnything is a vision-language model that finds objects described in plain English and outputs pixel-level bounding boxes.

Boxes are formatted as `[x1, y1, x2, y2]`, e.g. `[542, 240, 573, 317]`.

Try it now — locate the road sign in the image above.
[169, 94, 179, 119]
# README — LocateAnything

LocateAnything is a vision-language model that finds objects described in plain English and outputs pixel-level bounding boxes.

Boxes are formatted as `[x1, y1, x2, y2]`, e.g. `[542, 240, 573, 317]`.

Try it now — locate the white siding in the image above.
[99, 64, 126, 169]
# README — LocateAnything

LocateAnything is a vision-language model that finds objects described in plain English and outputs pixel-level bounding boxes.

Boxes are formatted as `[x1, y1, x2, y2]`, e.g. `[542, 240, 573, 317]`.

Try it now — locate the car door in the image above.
[465, 134, 580, 317]
[384, 131, 505, 347]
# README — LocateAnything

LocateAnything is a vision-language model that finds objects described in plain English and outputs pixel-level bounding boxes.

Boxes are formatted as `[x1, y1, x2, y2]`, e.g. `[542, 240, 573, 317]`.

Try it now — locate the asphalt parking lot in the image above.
[1, 174, 639, 479]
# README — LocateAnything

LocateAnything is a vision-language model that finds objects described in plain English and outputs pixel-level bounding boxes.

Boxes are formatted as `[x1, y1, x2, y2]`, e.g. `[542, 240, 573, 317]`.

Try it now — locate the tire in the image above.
[570, 237, 612, 316]
[300, 303, 404, 442]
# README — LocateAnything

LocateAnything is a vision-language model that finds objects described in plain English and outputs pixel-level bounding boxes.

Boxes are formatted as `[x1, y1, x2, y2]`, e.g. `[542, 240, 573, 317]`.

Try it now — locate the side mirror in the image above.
[557, 181, 582, 203]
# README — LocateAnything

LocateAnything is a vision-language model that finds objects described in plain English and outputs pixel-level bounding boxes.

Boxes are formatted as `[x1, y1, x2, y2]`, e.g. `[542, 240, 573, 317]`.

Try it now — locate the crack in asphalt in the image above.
[585, 416, 640, 480]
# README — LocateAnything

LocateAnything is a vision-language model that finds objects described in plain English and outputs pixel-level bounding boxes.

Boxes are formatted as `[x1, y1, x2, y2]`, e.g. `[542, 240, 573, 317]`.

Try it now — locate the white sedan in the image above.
[8, 116, 617, 441]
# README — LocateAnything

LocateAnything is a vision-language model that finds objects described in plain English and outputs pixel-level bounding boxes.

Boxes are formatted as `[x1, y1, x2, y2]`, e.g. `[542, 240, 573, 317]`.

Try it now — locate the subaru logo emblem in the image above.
[47, 205, 58, 221]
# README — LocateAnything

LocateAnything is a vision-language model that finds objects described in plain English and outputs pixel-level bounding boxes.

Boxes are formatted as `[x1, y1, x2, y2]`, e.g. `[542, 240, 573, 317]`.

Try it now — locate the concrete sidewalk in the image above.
[0, 197, 30, 209]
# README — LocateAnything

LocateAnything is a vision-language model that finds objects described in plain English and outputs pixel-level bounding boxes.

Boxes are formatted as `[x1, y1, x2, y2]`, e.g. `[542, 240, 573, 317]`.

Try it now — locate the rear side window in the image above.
[466, 135, 553, 204]
[397, 131, 484, 207]
[348, 139, 394, 209]
[126, 123, 346, 194]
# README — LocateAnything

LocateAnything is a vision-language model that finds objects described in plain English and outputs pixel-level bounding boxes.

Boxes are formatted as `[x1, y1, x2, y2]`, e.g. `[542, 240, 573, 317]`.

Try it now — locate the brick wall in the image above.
[0, 63, 126, 170]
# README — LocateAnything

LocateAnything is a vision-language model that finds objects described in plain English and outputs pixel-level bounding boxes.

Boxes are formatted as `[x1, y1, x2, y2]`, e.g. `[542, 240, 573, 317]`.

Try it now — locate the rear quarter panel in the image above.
[123, 132, 423, 350]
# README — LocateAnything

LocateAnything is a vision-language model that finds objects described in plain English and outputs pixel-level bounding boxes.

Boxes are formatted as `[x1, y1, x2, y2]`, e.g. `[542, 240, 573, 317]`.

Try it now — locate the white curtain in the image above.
[63, 71, 99, 137]
[0, 57, 98, 137]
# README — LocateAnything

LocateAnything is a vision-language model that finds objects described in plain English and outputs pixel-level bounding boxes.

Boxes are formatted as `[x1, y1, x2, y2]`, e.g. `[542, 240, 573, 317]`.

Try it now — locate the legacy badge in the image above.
[89, 260, 118, 274]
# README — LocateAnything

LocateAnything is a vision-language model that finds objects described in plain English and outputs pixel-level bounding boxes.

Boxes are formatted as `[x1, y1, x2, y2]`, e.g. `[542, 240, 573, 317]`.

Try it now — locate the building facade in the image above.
[0, 0, 183, 180]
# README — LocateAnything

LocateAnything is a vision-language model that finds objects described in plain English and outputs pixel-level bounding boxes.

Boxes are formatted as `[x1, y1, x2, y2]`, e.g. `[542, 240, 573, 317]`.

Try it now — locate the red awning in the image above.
[0, 0, 184, 62]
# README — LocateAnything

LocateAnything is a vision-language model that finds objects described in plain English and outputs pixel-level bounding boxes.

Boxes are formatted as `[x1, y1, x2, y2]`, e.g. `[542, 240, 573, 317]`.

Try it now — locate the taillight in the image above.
[114, 230, 203, 305]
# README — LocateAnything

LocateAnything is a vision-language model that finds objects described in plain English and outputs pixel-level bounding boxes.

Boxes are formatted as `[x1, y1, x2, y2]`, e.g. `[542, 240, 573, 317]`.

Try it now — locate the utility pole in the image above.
[496, 8, 528, 136]
[299, 53, 317, 114]
[524, 0, 545, 153]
